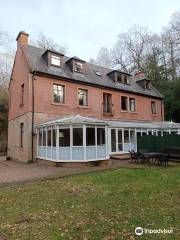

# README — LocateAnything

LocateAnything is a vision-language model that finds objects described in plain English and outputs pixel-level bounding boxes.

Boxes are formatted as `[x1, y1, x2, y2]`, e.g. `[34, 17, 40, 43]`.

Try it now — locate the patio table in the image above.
[142, 152, 164, 164]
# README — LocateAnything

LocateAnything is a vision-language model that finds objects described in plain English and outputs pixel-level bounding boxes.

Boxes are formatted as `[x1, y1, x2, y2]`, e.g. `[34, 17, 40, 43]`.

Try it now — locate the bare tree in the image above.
[31, 32, 69, 54]
[112, 26, 152, 73]
[0, 30, 13, 87]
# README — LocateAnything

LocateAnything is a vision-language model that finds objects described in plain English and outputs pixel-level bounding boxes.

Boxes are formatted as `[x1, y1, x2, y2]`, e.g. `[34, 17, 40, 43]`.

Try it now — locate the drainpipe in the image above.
[161, 100, 164, 122]
[31, 71, 36, 162]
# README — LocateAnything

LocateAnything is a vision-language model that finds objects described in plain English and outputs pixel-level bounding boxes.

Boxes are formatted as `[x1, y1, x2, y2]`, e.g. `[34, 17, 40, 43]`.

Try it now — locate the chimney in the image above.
[134, 71, 145, 79]
[16, 31, 29, 46]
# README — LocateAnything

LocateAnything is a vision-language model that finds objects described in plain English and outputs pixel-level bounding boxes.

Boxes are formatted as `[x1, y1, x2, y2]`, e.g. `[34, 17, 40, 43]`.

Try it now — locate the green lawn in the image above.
[0, 166, 180, 240]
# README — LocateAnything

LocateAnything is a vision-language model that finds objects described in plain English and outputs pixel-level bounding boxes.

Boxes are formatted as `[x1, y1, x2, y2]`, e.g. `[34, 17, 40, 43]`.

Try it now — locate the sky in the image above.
[0, 0, 179, 60]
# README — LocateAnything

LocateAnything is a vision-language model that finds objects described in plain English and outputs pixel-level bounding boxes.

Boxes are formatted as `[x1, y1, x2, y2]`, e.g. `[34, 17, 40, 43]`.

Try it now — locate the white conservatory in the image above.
[36, 115, 180, 163]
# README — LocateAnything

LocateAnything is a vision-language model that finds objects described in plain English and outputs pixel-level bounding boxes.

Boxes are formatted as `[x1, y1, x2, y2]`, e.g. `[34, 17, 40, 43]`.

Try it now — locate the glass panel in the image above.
[97, 128, 105, 145]
[51, 55, 61, 66]
[151, 101, 156, 114]
[52, 129, 56, 147]
[74, 62, 83, 73]
[121, 96, 128, 110]
[111, 129, 116, 152]
[124, 130, 129, 143]
[43, 129, 46, 146]
[118, 129, 122, 151]
[129, 98, 136, 112]
[103, 93, 112, 113]
[53, 84, 64, 103]
[73, 128, 83, 146]
[47, 129, 51, 146]
[59, 128, 70, 147]
[39, 129, 43, 146]
[130, 130, 135, 143]
[78, 89, 88, 106]
[86, 127, 95, 146]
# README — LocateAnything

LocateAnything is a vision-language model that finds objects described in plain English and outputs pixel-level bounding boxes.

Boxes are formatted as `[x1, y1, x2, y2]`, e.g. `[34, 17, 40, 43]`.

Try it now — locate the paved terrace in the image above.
[0, 156, 178, 185]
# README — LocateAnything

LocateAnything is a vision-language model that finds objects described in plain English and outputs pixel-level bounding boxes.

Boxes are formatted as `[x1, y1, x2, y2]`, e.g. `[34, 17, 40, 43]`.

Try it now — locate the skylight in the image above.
[94, 71, 102, 76]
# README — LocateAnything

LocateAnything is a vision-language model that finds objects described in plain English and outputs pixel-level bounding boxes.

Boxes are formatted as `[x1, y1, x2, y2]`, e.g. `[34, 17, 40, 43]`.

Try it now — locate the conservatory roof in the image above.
[37, 115, 180, 130]
[38, 115, 109, 126]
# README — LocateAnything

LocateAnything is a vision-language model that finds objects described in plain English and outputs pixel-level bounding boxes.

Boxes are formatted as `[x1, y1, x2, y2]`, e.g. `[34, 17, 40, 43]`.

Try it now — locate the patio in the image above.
[0, 156, 178, 185]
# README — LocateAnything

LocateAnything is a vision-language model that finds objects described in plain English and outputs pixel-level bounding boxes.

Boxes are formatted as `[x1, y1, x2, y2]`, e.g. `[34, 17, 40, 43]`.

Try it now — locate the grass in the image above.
[0, 165, 180, 240]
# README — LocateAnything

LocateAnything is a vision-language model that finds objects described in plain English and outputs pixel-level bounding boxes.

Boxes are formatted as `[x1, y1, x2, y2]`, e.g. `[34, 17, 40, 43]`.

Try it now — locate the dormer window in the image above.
[51, 55, 61, 67]
[117, 73, 129, 84]
[124, 75, 129, 84]
[145, 81, 151, 90]
[74, 62, 83, 73]
[117, 73, 122, 83]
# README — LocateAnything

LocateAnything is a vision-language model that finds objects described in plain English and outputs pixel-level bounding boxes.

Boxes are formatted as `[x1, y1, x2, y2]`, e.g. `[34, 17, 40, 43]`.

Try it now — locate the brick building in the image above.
[8, 31, 180, 163]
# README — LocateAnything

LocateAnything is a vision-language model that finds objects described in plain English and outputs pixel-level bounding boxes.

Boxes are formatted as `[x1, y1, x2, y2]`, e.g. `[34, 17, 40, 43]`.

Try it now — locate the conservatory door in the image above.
[111, 129, 123, 153]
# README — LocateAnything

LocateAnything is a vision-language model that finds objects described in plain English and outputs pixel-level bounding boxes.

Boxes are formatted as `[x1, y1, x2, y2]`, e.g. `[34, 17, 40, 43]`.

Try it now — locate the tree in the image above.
[31, 32, 68, 54]
[112, 26, 152, 73]
[0, 30, 13, 86]
[89, 47, 113, 68]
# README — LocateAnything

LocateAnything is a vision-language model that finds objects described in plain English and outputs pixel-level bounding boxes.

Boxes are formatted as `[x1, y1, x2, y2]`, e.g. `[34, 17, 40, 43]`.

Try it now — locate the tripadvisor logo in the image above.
[135, 227, 143, 236]
[135, 226, 173, 236]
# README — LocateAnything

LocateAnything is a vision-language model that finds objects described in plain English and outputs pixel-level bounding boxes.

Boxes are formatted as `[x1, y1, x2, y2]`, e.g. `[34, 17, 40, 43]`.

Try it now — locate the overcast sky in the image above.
[0, 0, 179, 60]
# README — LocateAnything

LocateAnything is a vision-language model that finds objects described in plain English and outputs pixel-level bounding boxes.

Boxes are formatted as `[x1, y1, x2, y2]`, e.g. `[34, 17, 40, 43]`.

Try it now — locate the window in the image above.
[129, 98, 136, 112]
[20, 123, 24, 147]
[47, 129, 51, 146]
[117, 73, 122, 83]
[73, 128, 83, 146]
[117, 74, 129, 84]
[111, 129, 116, 152]
[78, 89, 88, 106]
[151, 101, 157, 114]
[53, 84, 64, 103]
[118, 129, 123, 151]
[124, 130, 129, 143]
[103, 93, 112, 114]
[20, 84, 24, 106]
[51, 55, 61, 67]
[121, 96, 128, 111]
[94, 71, 102, 76]
[52, 128, 56, 147]
[86, 127, 95, 146]
[124, 75, 129, 84]
[43, 129, 46, 146]
[145, 81, 151, 90]
[39, 129, 43, 146]
[59, 128, 70, 147]
[97, 128, 105, 145]
[74, 62, 83, 73]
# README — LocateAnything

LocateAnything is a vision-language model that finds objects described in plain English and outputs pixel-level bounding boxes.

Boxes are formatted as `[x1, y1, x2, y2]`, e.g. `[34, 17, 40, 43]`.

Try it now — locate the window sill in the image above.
[51, 102, 66, 106]
[120, 110, 138, 114]
[103, 112, 113, 116]
[77, 105, 90, 109]
[151, 113, 158, 116]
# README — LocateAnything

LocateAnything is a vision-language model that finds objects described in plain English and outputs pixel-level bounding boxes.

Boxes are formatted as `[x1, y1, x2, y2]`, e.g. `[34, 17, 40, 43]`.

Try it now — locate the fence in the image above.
[137, 134, 180, 152]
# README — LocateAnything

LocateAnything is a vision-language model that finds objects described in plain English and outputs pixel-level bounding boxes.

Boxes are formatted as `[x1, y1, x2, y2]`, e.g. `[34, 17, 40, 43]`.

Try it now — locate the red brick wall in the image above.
[8, 44, 164, 124]
[33, 76, 163, 124]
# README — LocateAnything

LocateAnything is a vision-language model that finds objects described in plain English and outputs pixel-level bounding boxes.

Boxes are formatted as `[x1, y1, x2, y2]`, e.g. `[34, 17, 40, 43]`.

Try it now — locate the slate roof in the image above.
[22, 45, 163, 99]
[38, 114, 180, 130]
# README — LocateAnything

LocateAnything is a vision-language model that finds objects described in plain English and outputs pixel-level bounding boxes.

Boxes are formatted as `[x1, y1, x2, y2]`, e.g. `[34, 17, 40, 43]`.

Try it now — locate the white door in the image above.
[111, 129, 123, 153]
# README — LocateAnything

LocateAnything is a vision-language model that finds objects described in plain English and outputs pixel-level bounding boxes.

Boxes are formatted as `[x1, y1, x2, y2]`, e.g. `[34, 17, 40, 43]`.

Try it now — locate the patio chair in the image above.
[134, 152, 143, 164]
[158, 154, 169, 166]
[129, 150, 136, 163]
